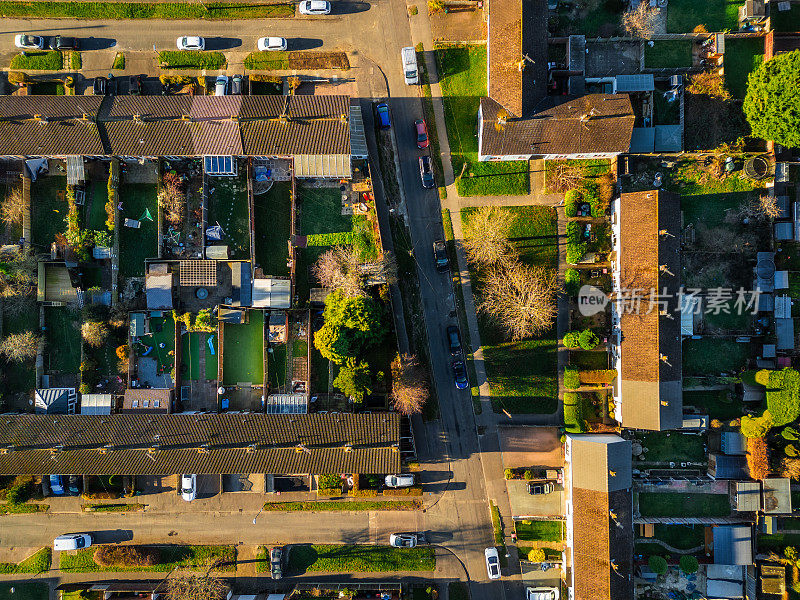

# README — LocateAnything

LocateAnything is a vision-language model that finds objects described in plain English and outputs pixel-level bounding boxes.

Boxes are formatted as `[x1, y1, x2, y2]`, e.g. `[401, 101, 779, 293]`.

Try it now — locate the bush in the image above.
[747, 436, 770, 479]
[564, 268, 580, 296]
[563, 331, 580, 349]
[504, 468, 514, 480]
[564, 367, 580, 390]
[318, 474, 340, 489]
[648, 555, 668, 575]
[679, 555, 698, 574]
[112, 52, 125, 70]
[564, 190, 582, 218]
[578, 329, 599, 350]
[306, 232, 355, 246]
[786, 444, 799, 457]
[157, 50, 226, 70]
[766, 368, 800, 426]
[784, 427, 800, 441]
[563, 392, 586, 433]
[527, 548, 545, 563]
[93, 545, 160, 568]
[383, 486, 423, 496]
[522, 469, 534, 481]
[5, 477, 33, 505]
[579, 369, 617, 385]
[741, 411, 774, 438]
[566, 241, 587, 264]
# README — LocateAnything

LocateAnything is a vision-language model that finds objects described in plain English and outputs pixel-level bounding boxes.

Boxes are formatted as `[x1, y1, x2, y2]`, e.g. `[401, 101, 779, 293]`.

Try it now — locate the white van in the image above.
[401, 46, 419, 85]
[53, 533, 93, 551]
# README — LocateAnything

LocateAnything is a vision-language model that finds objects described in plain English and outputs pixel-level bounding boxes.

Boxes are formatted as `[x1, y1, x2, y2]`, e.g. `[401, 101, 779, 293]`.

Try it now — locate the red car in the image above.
[415, 119, 429, 149]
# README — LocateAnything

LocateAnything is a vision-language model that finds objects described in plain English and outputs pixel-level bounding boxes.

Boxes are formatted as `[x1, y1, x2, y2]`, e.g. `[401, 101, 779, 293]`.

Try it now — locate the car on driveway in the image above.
[258, 37, 288, 51]
[14, 34, 44, 49]
[446, 325, 462, 356]
[375, 102, 391, 130]
[299, 0, 331, 14]
[527, 482, 555, 495]
[389, 533, 418, 548]
[92, 77, 108, 96]
[128, 74, 144, 95]
[49, 35, 79, 50]
[177, 36, 205, 51]
[527, 588, 559, 600]
[414, 119, 429, 149]
[49, 474, 65, 495]
[214, 75, 228, 96]
[270, 546, 283, 579]
[419, 155, 434, 189]
[452, 360, 468, 390]
[53, 533, 92, 551]
[231, 74, 243, 95]
[385, 474, 415, 488]
[485, 547, 501, 580]
[433, 239, 448, 272]
[180, 474, 197, 501]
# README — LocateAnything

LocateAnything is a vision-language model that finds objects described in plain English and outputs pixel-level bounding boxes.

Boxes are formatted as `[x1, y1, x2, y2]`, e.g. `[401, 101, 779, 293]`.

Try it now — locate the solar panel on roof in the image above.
[204, 155, 237, 176]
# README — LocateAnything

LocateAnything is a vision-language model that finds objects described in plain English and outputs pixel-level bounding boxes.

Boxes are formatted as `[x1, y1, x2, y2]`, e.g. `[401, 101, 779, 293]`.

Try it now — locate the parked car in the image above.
[53, 533, 92, 551]
[67, 475, 80, 495]
[527, 482, 555, 495]
[414, 119, 429, 149]
[433, 239, 448, 272]
[419, 155, 435, 189]
[527, 588, 559, 600]
[49, 35, 79, 50]
[446, 325, 462, 356]
[128, 74, 143, 95]
[177, 36, 205, 51]
[384, 474, 415, 488]
[270, 546, 283, 579]
[231, 74, 243, 95]
[485, 547, 501, 580]
[180, 474, 197, 502]
[258, 37, 288, 51]
[298, 0, 331, 14]
[49, 474, 65, 495]
[375, 102, 391, 130]
[389, 533, 418, 548]
[92, 76, 108, 96]
[14, 34, 44, 49]
[214, 75, 229, 96]
[452, 360, 468, 390]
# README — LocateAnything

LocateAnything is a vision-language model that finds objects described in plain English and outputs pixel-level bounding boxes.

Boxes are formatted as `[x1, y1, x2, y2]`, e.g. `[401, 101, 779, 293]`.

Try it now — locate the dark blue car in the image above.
[452, 360, 469, 390]
[376, 102, 391, 130]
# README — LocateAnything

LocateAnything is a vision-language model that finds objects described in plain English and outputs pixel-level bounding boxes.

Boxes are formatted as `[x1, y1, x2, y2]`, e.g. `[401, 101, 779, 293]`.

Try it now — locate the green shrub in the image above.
[564, 190, 581, 218]
[564, 367, 580, 390]
[578, 369, 617, 385]
[522, 469, 534, 480]
[564, 268, 580, 296]
[566, 242, 586, 264]
[306, 232, 355, 246]
[679, 555, 698, 574]
[504, 468, 514, 479]
[527, 548, 545, 563]
[766, 368, 800, 426]
[382, 486, 423, 496]
[563, 392, 586, 433]
[786, 444, 799, 457]
[740, 410, 774, 438]
[783, 427, 800, 441]
[157, 50, 226, 69]
[318, 474, 341, 489]
[10, 50, 62, 70]
[648, 555, 668, 575]
[563, 331, 580, 349]
[578, 329, 599, 350]
[566, 221, 582, 243]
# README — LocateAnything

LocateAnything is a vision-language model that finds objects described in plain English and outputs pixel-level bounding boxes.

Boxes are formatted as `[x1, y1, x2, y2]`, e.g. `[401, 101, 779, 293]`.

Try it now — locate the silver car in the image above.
[384, 474, 414, 488]
[177, 36, 205, 51]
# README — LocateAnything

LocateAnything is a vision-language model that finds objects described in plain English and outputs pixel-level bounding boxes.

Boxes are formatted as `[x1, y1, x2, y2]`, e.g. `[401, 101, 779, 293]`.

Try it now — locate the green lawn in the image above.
[3, 303, 38, 396]
[637, 492, 731, 517]
[703, 300, 752, 332]
[635, 431, 707, 462]
[119, 183, 158, 278]
[665, 0, 740, 32]
[222, 310, 264, 385]
[569, 350, 608, 370]
[0, 548, 51, 574]
[181, 332, 201, 380]
[683, 338, 750, 375]
[0, 583, 48, 600]
[287, 545, 436, 573]
[87, 178, 109, 230]
[484, 337, 558, 414]
[758, 532, 800, 549]
[772, 2, 800, 31]
[311, 343, 330, 393]
[515, 520, 564, 542]
[724, 37, 764, 99]
[263, 500, 420, 511]
[10, 50, 62, 70]
[142, 315, 175, 373]
[683, 389, 744, 420]
[158, 51, 226, 69]
[206, 334, 219, 381]
[644, 41, 693, 69]
[30, 175, 66, 249]
[0, 1, 293, 18]
[29, 81, 64, 95]
[647, 524, 706, 550]
[435, 43, 528, 196]
[208, 175, 250, 259]
[60, 545, 236, 572]
[253, 182, 291, 277]
[268, 342, 286, 389]
[44, 307, 81, 373]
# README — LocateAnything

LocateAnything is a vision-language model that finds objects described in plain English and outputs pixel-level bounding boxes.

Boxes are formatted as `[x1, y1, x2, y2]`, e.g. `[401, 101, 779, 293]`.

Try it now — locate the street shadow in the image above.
[290, 37, 324, 50]
[332, 1, 371, 13]
[79, 37, 117, 51]
[204, 37, 243, 51]
[91, 529, 134, 544]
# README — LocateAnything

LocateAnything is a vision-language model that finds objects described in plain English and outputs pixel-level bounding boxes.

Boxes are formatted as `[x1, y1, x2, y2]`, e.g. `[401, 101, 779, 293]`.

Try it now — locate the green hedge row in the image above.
[157, 51, 226, 70]
[563, 392, 587, 433]
[306, 232, 355, 247]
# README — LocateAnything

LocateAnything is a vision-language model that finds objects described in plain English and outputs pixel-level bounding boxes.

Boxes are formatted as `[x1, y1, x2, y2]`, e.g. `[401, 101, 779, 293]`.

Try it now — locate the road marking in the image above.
[368, 511, 378, 545]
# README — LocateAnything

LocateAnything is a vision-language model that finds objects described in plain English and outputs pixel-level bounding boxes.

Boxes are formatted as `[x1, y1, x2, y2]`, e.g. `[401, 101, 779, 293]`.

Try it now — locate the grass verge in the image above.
[263, 500, 421, 511]
[83, 503, 144, 512]
[10, 51, 61, 70]
[158, 51, 226, 70]
[0, 548, 51, 574]
[0, 1, 294, 18]
[288, 544, 435, 573]
[60, 545, 236, 573]
[112, 52, 125, 70]
[0, 502, 48, 514]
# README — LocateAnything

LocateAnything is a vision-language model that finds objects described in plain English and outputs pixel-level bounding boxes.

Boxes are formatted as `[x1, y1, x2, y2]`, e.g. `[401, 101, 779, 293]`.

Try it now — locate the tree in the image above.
[527, 548, 545, 563]
[0, 249, 37, 318]
[81, 321, 110, 348]
[740, 411, 773, 438]
[333, 358, 372, 403]
[781, 457, 800, 480]
[390, 354, 429, 416]
[462, 206, 516, 267]
[743, 50, 800, 148]
[0, 186, 24, 228]
[621, 2, 659, 37]
[578, 329, 599, 350]
[312, 246, 364, 298]
[746, 436, 770, 479]
[313, 291, 387, 364]
[754, 195, 781, 220]
[167, 575, 229, 600]
[679, 555, 699, 574]
[563, 331, 580, 348]
[0, 331, 40, 362]
[648, 555, 668, 575]
[159, 171, 185, 226]
[477, 262, 559, 340]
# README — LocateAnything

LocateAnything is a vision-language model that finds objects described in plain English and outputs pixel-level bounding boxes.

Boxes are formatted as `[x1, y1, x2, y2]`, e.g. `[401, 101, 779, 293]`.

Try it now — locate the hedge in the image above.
[579, 369, 617, 385]
[566, 242, 587, 264]
[565, 268, 580, 296]
[306, 232, 355, 247]
[578, 329, 599, 350]
[563, 331, 580, 349]
[563, 392, 586, 433]
[564, 366, 580, 390]
[565, 189, 581, 218]
[766, 368, 800, 426]
[383, 486, 423, 496]
[10, 50, 62, 70]
[157, 50, 226, 69]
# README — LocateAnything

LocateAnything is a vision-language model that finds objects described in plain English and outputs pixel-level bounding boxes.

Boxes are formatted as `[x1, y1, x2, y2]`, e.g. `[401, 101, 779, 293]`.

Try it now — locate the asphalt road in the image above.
[0, 3, 510, 598]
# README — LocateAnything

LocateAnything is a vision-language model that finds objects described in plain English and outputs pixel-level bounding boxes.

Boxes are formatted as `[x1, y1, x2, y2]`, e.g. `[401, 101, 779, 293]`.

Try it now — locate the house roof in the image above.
[617, 190, 682, 431]
[763, 477, 792, 514]
[568, 434, 631, 492]
[121, 389, 172, 413]
[479, 94, 634, 157]
[34, 388, 75, 414]
[146, 273, 173, 310]
[713, 525, 753, 565]
[709, 453, 748, 479]
[0, 413, 401, 475]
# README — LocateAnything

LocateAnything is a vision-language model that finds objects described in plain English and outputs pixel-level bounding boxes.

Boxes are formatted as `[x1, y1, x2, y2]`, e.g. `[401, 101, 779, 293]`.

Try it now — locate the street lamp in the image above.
[252, 505, 264, 525]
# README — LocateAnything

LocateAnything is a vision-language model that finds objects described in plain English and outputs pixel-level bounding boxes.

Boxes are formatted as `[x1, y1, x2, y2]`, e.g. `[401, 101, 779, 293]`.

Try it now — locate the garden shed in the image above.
[146, 272, 174, 310]
[35, 387, 77, 414]
[775, 222, 793, 241]
[713, 525, 753, 565]
[708, 453, 747, 479]
[734, 481, 760, 512]
[706, 578, 744, 599]
[79, 394, 112, 415]
[721, 431, 746, 455]
[762, 477, 792, 514]
[252, 278, 291, 309]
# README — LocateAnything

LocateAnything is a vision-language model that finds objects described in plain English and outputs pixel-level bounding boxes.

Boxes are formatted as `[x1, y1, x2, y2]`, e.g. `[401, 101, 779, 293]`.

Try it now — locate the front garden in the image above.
[60, 545, 236, 573]
[285, 545, 436, 574]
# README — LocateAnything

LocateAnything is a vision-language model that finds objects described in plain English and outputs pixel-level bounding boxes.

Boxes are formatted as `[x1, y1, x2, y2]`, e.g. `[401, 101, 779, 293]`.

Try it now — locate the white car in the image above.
[177, 36, 205, 51]
[298, 0, 331, 14]
[527, 588, 559, 600]
[389, 533, 418, 548]
[53, 533, 92, 551]
[384, 474, 414, 488]
[180, 474, 197, 501]
[485, 547, 501, 580]
[15, 34, 44, 49]
[257, 37, 288, 51]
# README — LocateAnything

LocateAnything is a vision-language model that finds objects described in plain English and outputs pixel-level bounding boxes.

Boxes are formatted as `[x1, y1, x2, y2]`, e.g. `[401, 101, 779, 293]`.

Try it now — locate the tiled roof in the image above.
[0, 120, 105, 156]
[617, 190, 682, 430]
[0, 96, 104, 120]
[192, 120, 243, 155]
[105, 120, 193, 156]
[239, 95, 350, 120]
[479, 94, 634, 157]
[0, 413, 401, 475]
[104, 96, 191, 120]
[241, 119, 350, 155]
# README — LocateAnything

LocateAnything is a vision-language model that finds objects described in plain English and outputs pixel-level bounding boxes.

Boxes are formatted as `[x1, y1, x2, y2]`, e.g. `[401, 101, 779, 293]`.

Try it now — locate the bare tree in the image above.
[0, 331, 41, 362]
[81, 321, 110, 348]
[167, 575, 229, 600]
[390, 354, 429, 415]
[0, 187, 24, 228]
[312, 246, 365, 297]
[159, 172, 185, 226]
[0, 249, 37, 318]
[367, 251, 398, 285]
[621, 2, 660, 38]
[478, 261, 559, 340]
[462, 206, 516, 268]
[545, 162, 585, 193]
[746, 195, 781, 221]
